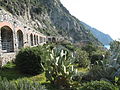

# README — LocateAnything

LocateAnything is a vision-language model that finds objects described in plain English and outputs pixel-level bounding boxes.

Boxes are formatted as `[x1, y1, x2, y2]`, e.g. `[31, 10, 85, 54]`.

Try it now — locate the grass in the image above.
[77, 67, 89, 73]
[0, 62, 62, 90]
[0, 62, 89, 90]
[28, 72, 46, 84]
[0, 62, 58, 90]
[74, 64, 89, 73]
[0, 62, 46, 84]
[0, 62, 28, 80]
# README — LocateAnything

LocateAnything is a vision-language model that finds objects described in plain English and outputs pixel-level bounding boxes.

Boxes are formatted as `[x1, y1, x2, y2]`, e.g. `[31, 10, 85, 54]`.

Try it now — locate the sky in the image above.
[60, 0, 120, 40]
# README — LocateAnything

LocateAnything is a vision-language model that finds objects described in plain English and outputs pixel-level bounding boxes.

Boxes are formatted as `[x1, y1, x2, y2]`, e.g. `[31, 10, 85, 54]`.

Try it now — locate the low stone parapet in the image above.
[0, 52, 16, 67]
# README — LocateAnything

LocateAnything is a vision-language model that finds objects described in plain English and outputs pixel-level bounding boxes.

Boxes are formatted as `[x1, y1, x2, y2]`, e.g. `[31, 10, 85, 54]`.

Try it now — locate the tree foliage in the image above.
[80, 80, 118, 90]
[15, 47, 44, 75]
[75, 48, 90, 68]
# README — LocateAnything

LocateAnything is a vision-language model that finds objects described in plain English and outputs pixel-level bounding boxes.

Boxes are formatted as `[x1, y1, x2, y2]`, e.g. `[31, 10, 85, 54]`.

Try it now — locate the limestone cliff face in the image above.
[81, 21, 113, 45]
[0, 0, 101, 44]
[0, 0, 58, 36]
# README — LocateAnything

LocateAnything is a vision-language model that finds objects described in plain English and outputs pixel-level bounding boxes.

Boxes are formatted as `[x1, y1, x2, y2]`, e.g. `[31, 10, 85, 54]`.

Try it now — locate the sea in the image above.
[104, 45, 110, 49]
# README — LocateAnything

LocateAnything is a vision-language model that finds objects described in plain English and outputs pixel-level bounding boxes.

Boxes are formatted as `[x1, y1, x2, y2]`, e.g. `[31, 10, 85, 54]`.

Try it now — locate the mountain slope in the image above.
[0, 0, 101, 44]
[90, 28, 113, 45]
[81, 22, 113, 45]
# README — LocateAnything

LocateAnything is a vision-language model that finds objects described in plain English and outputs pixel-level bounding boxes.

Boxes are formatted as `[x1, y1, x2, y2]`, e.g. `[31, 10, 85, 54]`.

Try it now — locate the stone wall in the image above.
[0, 52, 16, 66]
[0, 8, 64, 67]
[47, 36, 64, 43]
[0, 8, 46, 66]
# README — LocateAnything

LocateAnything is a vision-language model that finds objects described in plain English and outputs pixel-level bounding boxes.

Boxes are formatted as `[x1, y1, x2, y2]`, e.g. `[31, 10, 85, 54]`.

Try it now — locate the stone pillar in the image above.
[38, 36, 41, 45]
[33, 34, 35, 46]
[27, 33, 30, 47]
[23, 31, 26, 48]
[25, 33, 29, 47]
[13, 21, 18, 52]
[0, 27, 3, 67]
[24, 28, 28, 47]
[13, 29, 18, 53]
[0, 27, 2, 53]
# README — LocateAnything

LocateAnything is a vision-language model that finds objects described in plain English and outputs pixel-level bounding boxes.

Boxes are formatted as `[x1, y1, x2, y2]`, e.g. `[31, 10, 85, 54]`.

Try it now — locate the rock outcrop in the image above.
[81, 21, 113, 45]
[0, 0, 101, 44]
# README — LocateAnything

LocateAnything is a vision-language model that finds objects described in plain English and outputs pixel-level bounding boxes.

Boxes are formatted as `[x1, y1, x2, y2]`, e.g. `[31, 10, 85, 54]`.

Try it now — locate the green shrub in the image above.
[81, 42, 97, 55]
[90, 50, 105, 65]
[2, 61, 15, 69]
[15, 47, 44, 75]
[72, 72, 84, 82]
[80, 80, 118, 90]
[0, 77, 47, 90]
[82, 65, 115, 81]
[75, 48, 90, 68]
[61, 40, 75, 51]
[81, 42, 106, 65]
[115, 77, 120, 85]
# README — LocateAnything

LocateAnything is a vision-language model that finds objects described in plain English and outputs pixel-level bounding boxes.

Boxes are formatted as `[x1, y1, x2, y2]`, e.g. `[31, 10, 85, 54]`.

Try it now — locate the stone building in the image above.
[0, 9, 46, 66]
[47, 36, 64, 43]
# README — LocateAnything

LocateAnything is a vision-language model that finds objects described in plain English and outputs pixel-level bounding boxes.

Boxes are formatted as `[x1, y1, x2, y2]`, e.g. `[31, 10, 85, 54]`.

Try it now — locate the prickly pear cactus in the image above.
[43, 46, 77, 89]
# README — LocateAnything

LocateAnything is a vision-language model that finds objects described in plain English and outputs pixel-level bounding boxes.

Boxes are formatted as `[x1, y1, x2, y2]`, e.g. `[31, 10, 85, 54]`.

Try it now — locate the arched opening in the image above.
[34, 35, 36, 45]
[48, 38, 51, 42]
[30, 34, 33, 46]
[1, 26, 14, 52]
[17, 30, 24, 49]
[36, 36, 38, 44]
[52, 37, 56, 42]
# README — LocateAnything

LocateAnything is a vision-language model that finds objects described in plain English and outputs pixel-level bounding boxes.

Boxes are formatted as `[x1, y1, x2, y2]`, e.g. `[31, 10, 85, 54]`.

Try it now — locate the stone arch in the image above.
[30, 34, 33, 46]
[52, 37, 56, 42]
[17, 30, 24, 49]
[0, 22, 13, 30]
[1, 26, 14, 52]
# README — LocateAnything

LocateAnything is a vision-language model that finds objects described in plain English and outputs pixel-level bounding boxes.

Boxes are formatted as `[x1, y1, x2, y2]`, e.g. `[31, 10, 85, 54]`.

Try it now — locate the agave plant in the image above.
[43, 46, 77, 89]
[108, 41, 120, 79]
[83, 41, 120, 82]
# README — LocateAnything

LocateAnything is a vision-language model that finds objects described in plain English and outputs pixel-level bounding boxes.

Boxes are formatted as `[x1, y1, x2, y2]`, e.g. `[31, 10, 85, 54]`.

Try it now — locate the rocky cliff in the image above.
[0, 0, 101, 44]
[81, 21, 113, 45]
[90, 28, 113, 45]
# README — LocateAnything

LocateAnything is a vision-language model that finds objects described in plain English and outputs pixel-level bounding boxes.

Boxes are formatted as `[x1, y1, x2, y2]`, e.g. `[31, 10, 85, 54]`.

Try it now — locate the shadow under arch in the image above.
[17, 30, 24, 49]
[30, 34, 33, 46]
[34, 35, 36, 45]
[1, 26, 14, 52]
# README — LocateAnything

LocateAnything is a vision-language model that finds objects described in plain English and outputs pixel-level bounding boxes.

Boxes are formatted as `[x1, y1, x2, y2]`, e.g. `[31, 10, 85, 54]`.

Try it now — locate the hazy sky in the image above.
[60, 0, 120, 40]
